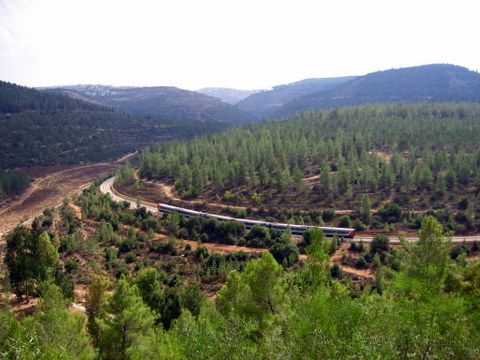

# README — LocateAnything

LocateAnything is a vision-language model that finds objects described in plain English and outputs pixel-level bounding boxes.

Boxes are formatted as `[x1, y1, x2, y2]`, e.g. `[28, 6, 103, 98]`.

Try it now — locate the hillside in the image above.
[0, 80, 107, 113]
[277, 64, 480, 117]
[197, 87, 261, 104]
[138, 103, 480, 234]
[0, 82, 228, 168]
[47, 85, 253, 124]
[236, 76, 356, 119]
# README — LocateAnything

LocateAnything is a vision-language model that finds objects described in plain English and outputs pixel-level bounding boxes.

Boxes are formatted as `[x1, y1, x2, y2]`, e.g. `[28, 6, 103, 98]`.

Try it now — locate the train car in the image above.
[158, 203, 355, 238]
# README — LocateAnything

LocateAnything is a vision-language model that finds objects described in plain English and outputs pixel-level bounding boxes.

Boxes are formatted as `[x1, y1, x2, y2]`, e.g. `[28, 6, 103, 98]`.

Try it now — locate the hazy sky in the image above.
[0, 0, 478, 90]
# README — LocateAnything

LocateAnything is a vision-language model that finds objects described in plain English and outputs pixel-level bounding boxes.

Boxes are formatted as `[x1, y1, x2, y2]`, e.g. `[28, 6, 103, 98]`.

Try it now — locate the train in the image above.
[158, 203, 356, 238]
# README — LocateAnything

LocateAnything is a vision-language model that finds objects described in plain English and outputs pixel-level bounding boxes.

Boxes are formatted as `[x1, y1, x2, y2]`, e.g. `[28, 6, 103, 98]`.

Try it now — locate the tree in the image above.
[216, 252, 284, 328]
[269, 242, 299, 267]
[0, 282, 95, 359]
[401, 216, 451, 294]
[135, 267, 165, 321]
[360, 194, 372, 224]
[369, 235, 390, 261]
[97, 277, 156, 359]
[181, 282, 204, 317]
[86, 275, 111, 345]
[5, 227, 59, 299]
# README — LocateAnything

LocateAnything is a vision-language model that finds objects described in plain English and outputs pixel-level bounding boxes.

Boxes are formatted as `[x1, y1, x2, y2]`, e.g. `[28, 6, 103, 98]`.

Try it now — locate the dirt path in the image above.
[330, 243, 374, 279]
[0, 163, 114, 239]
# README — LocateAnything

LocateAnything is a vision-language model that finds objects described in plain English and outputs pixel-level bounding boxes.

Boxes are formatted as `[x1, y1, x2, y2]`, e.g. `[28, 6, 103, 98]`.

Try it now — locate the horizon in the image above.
[8, 62, 479, 92]
[1, 0, 479, 90]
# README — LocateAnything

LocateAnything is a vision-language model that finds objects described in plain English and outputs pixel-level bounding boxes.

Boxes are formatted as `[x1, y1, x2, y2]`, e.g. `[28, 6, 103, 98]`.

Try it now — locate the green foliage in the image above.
[0, 169, 31, 198]
[115, 162, 137, 186]
[96, 277, 156, 359]
[5, 227, 60, 298]
[269, 242, 299, 267]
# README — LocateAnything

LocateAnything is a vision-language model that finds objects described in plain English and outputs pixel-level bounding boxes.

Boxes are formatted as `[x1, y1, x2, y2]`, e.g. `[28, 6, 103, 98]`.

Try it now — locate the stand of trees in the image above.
[138, 103, 480, 231]
[1, 216, 480, 358]
[0, 169, 31, 199]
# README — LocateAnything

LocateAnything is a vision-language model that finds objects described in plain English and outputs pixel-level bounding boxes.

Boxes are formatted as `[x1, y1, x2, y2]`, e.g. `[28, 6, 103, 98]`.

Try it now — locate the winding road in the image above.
[100, 177, 480, 245]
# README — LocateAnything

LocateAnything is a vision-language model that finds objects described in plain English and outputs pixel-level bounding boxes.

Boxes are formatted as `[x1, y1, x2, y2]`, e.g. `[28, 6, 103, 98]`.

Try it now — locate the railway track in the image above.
[100, 177, 480, 244]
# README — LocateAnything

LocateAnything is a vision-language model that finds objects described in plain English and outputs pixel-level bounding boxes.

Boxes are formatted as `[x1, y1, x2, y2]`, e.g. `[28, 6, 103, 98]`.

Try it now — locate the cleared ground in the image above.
[0, 163, 114, 239]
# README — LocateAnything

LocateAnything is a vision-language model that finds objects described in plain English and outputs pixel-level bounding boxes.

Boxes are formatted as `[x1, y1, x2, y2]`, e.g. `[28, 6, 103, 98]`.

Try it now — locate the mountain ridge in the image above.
[275, 64, 480, 118]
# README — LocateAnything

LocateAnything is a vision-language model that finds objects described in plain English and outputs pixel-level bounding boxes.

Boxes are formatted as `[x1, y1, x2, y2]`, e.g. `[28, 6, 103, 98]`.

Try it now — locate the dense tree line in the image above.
[0, 111, 228, 168]
[0, 169, 30, 199]
[0, 80, 107, 113]
[0, 80, 231, 169]
[1, 216, 480, 358]
[276, 64, 480, 118]
[138, 103, 480, 231]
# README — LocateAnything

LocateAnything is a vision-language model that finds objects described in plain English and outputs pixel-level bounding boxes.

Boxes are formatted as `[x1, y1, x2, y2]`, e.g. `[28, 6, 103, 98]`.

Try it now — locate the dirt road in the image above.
[0, 163, 114, 239]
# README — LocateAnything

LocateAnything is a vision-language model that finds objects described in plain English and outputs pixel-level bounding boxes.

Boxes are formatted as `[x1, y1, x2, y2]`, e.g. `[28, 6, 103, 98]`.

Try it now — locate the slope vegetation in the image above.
[0, 82, 227, 168]
[48, 85, 253, 123]
[237, 76, 355, 119]
[277, 64, 480, 117]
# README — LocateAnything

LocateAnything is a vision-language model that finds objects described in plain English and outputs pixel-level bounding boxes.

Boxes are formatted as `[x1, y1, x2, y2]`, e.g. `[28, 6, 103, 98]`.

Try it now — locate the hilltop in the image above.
[276, 64, 480, 117]
[0, 82, 227, 168]
[236, 76, 356, 119]
[47, 84, 253, 124]
[197, 87, 261, 104]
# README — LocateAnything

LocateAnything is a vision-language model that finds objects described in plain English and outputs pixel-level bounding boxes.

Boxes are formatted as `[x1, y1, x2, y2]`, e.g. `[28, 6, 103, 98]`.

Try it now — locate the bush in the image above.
[194, 246, 209, 260]
[322, 209, 336, 222]
[269, 243, 299, 267]
[377, 202, 402, 223]
[355, 256, 367, 269]
[458, 197, 469, 211]
[330, 264, 342, 278]
[450, 244, 468, 260]
[338, 215, 352, 228]
[152, 242, 177, 256]
[64, 259, 79, 273]
[124, 252, 136, 264]
[59, 235, 76, 254]
[369, 235, 390, 257]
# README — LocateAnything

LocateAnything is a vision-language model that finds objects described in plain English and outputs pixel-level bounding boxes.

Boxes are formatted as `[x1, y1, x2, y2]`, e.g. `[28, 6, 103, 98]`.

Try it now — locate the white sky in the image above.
[0, 0, 479, 90]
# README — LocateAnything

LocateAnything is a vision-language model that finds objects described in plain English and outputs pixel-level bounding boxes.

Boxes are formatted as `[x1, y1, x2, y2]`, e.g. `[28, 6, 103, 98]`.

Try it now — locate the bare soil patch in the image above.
[0, 163, 114, 238]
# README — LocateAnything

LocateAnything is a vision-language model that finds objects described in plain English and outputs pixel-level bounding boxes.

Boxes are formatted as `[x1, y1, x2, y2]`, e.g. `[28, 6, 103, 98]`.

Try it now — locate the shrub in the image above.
[338, 215, 352, 228]
[330, 264, 342, 278]
[450, 244, 468, 260]
[377, 202, 402, 223]
[64, 259, 79, 273]
[355, 256, 367, 269]
[322, 209, 336, 222]
[269, 243, 299, 267]
[194, 246, 209, 260]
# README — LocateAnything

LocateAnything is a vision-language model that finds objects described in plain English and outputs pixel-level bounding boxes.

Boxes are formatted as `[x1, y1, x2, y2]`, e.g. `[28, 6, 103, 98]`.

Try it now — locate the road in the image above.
[100, 177, 480, 245]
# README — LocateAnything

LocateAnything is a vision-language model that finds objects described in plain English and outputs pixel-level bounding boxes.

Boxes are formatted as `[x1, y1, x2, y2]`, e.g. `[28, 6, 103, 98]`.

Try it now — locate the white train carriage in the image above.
[158, 203, 355, 238]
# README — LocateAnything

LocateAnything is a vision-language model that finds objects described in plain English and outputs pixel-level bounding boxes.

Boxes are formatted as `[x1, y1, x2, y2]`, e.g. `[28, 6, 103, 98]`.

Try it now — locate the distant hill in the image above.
[0, 80, 107, 113]
[197, 87, 261, 104]
[236, 77, 356, 119]
[276, 64, 480, 118]
[47, 85, 253, 124]
[0, 82, 228, 168]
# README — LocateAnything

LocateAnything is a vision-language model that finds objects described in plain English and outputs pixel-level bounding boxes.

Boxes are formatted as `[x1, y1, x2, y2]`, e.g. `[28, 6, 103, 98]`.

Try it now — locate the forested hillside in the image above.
[0, 80, 107, 113]
[0, 81, 229, 169]
[138, 103, 480, 233]
[237, 76, 355, 119]
[47, 85, 253, 124]
[277, 64, 480, 117]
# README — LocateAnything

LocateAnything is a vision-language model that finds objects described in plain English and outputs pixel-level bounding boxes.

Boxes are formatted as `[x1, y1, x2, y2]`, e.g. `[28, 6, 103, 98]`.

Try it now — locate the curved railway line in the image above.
[100, 177, 480, 244]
